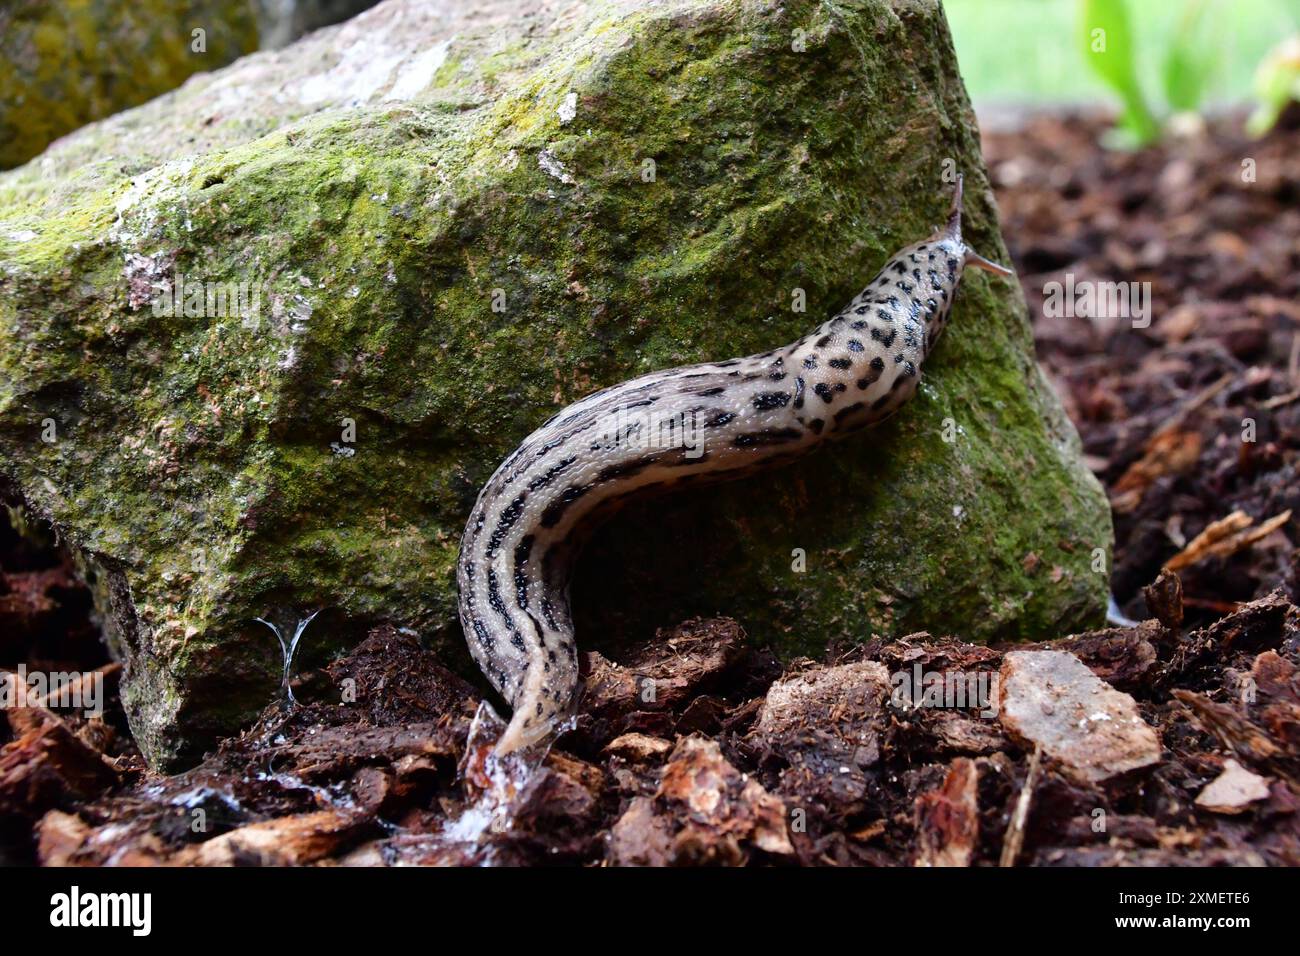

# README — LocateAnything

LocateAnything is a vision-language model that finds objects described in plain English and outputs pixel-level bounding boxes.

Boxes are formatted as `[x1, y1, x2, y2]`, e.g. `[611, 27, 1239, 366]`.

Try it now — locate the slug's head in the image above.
[936, 175, 1014, 280]
[917, 175, 1014, 356]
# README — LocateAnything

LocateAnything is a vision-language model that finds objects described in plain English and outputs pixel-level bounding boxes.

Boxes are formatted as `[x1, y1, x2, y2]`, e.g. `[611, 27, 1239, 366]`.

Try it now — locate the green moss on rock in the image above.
[0, 0, 1112, 769]
[0, 0, 260, 170]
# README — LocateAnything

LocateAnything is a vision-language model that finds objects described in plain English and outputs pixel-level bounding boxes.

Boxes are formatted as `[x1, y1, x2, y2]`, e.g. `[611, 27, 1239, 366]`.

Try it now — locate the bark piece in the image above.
[608, 737, 792, 866]
[915, 757, 979, 867]
[605, 733, 673, 763]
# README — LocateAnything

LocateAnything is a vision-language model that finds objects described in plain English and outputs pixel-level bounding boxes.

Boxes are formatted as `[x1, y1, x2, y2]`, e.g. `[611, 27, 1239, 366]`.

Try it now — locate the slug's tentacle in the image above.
[456, 176, 1011, 754]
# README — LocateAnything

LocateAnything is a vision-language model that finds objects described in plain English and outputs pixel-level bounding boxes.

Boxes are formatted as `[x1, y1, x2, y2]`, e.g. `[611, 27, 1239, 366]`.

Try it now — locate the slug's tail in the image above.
[495, 706, 553, 755]
[943, 174, 1015, 278]
[493, 647, 578, 756]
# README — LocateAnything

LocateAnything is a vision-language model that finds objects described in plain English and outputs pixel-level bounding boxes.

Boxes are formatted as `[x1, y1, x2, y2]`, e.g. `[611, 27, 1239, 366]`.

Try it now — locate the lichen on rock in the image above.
[0, 0, 1112, 769]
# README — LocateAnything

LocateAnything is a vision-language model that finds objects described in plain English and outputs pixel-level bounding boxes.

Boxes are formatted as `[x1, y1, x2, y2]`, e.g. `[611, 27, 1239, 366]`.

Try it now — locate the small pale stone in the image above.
[1195, 759, 1270, 814]
[998, 650, 1161, 783]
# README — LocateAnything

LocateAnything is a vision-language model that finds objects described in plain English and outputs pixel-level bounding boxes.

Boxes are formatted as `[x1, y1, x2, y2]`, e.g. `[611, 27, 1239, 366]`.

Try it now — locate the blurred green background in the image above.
[946, 0, 1295, 104]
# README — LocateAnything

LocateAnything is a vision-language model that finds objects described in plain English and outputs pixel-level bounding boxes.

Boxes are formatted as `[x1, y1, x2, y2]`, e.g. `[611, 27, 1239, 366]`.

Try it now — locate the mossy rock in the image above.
[0, 0, 260, 170]
[0, 0, 1112, 769]
[0, 0, 385, 170]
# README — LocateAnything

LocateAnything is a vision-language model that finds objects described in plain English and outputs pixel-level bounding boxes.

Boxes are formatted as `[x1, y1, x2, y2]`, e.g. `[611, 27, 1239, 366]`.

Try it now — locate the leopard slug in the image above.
[457, 176, 1012, 754]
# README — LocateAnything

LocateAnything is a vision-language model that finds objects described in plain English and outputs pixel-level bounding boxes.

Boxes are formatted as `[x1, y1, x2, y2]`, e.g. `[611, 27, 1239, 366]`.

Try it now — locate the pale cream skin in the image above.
[456, 177, 1011, 754]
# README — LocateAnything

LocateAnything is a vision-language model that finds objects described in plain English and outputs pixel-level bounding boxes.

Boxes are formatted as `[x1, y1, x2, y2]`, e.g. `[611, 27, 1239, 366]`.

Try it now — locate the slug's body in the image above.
[457, 178, 1011, 754]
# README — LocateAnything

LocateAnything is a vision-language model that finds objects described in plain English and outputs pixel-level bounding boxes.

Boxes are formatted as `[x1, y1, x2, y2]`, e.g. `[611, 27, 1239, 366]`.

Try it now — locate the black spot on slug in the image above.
[857, 356, 885, 389]
[705, 411, 736, 428]
[752, 391, 791, 410]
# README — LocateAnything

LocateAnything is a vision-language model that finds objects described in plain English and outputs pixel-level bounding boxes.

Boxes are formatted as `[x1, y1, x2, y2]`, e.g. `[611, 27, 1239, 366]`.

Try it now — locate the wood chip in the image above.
[915, 757, 979, 867]
[1164, 509, 1293, 572]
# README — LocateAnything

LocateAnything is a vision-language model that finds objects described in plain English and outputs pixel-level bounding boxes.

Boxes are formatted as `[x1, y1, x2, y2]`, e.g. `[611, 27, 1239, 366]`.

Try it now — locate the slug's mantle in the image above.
[0, 0, 1112, 769]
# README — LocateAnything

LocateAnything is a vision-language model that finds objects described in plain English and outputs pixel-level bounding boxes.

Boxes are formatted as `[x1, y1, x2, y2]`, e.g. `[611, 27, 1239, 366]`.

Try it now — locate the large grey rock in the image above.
[0, 0, 1112, 768]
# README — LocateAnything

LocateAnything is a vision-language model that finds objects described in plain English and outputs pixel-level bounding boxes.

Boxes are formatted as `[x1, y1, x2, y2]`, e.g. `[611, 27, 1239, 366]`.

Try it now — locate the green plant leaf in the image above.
[1162, 0, 1215, 113]
[1247, 35, 1300, 136]
[1081, 0, 1160, 144]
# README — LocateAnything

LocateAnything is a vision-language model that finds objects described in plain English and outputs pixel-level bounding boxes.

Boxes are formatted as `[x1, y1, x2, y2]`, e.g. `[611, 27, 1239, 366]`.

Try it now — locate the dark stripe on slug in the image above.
[733, 427, 802, 447]
[527, 455, 577, 491]
[596, 454, 658, 483]
[540, 483, 591, 528]
[793, 376, 805, 408]
[814, 382, 833, 403]
[469, 617, 492, 647]
[828, 358, 851, 370]
[533, 418, 598, 460]
[486, 569, 526, 652]
[512, 534, 535, 607]
[833, 402, 866, 425]
[486, 493, 527, 557]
